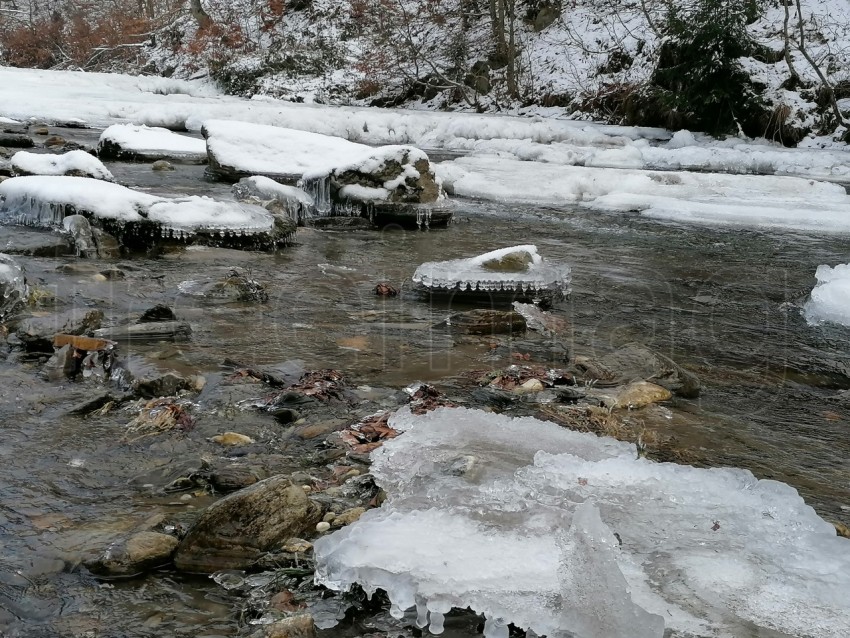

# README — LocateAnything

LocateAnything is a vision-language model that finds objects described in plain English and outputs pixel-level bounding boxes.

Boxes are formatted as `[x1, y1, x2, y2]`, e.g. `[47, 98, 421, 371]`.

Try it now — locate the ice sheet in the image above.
[315, 406, 850, 638]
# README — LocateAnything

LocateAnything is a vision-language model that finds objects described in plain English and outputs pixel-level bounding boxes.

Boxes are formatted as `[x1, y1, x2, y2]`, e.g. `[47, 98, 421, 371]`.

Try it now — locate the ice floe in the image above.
[315, 406, 850, 638]
[804, 263, 850, 327]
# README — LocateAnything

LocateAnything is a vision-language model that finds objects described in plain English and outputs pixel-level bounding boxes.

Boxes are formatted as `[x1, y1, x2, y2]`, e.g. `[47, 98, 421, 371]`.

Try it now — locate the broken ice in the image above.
[314, 406, 850, 638]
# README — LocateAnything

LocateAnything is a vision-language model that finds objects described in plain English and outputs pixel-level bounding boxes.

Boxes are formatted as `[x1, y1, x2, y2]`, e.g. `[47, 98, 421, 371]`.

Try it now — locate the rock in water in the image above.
[86, 531, 178, 577]
[412, 245, 571, 306]
[11, 150, 113, 180]
[62, 214, 97, 257]
[174, 477, 321, 573]
[251, 615, 317, 638]
[98, 124, 208, 163]
[578, 344, 700, 398]
[16, 309, 103, 351]
[0, 253, 27, 321]
[612, 381, 672, 409]
[438, 309, 526, 335]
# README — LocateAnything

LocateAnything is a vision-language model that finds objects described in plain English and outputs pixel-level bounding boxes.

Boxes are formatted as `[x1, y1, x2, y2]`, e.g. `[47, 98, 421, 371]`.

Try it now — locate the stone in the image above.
[151, 160, 174, 171]
[85, 531, 178, 578]
[16, 309, 104, 351]
[513, 378, 545, 395]
[253, 614, 316, 638]
[209, 466, 261, 493]
[43, 343, 76, 381]
[578, 344, 701, 398]
[329, 147, 443, 205]
[294, 421, 341, 439]
[174, 477, 321, 573]
[439, 309, 527, 335]
[315, 521, 331, 533]
[94, 321, 192, 342]
[43, 135, 67, 148]
[210, 432, 255, 446]
[0, 133, 34, 148]
[332, 507, 365, 528]
[0, 226, 75, 257]
[481, 250, 534, 272]
[92, 227, 122, 258]
[134, 372, 189, 398]
[32, 126, 49, 136]
[612, 381, 672, 409]
[138, 304, 176, 323]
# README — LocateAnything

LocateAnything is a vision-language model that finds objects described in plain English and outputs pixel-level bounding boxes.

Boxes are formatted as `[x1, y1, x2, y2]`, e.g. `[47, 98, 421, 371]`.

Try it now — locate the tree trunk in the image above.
[782, 0, 800, 85]
[189, 0, 211, 29]
[793, 0, 844, 125]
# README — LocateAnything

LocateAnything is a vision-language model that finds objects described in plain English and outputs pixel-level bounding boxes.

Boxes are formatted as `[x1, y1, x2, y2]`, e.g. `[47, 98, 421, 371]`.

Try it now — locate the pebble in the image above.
[210, 432, 255, 446]
[514, 378, 545, 394]
[151, 160, 174, 171]
[315, 521, 331, 533]
[322, 512, 337, 523]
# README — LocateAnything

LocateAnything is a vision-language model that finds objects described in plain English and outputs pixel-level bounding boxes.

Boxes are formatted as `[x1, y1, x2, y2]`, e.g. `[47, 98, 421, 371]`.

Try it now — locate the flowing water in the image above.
[1, 135, 849, 636]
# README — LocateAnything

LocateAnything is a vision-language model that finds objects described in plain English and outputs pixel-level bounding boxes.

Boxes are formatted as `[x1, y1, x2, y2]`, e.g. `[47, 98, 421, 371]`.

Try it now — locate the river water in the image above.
[1, 134, 849, 637]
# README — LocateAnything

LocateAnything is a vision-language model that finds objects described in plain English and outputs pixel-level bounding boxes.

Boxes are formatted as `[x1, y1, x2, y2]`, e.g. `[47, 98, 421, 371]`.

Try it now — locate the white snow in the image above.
[0, 116, 22, 125]
[99, 123, 207, 161]
[412, 245, 571, 295]
[437, 156, 850, 233]
[314, 406, 850, 638]
[804, 263, 850, 327]
[235, 176, 314, 206]
[338, 184, 389, 201]
[0, 176, 274, 236]
[203, 119, 370, 178]
[11, 150, 113, 180]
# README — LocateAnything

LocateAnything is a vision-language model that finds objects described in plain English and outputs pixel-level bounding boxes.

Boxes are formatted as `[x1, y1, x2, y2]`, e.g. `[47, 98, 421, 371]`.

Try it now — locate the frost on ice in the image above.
[804, 263, 850, 327]
[0, 253, 27, 321]
[412, 245, 571, 300]
[11, 150, 114, 181]
[314, 407, 850, 638]
[98, 123, 208, 163]
[0, 176, 288, 248]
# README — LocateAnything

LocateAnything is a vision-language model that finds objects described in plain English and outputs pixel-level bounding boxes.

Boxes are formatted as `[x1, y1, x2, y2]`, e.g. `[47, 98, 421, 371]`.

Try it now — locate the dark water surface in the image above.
[1, 144, 849, 636]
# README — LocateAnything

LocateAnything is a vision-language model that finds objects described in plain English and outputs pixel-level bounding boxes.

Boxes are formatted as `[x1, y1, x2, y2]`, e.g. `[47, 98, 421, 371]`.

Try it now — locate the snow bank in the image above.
[412, 245, 571, 296]
[437, 156, 850, 233]
[11, 150, 113, 180]
[315, 406, 850, 638]
[804, 264, 850, 327]
[203, 119, 370, 181]
[98, 123, 207, 162]
[0, 176, 274, 237]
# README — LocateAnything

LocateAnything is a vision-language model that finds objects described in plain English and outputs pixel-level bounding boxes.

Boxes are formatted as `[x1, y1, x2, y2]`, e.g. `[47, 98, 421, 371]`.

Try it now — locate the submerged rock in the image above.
[437, 309, 527, 335]
[575, 344, 700, 398]
[16, 308, 103, 351]
[412, 245, 571, 306]
[85, 531, 178, 578]
[0, 133, 34, 149]
[98, 124, 208, 163]
[611, 380, 672, 409]
[174, 476, 321, 573]
[94, 320, 191, 342]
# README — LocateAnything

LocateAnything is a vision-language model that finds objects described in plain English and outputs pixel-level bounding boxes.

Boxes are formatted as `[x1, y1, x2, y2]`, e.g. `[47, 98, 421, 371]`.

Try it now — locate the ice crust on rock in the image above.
[11, 150, 114, 180]
[232, 176, 314, 222]
[314, 406, 850, 638]
[0, 253, 27, 321]
[98, 123, 208, 161]
[804, 263, 850, 327]
[412, 245, 571, 296]
[0, 176, 274, 238]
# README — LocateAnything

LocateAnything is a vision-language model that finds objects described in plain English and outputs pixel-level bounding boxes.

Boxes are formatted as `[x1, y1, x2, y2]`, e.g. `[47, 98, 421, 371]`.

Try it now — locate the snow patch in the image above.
[99, 123, 207, 161]
[804, 263, 850, 327]
[11, 150, 113, 180]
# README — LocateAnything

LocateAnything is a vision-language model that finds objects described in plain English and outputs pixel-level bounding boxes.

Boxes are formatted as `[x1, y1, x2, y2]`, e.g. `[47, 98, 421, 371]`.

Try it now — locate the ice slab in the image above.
[314, 406, 850, 638]
[11, 150, 113, 180]
[804, 263, 850, 327]
[0, 253, 27, 321]
[0, 176, 275, 239]
[437, 156, 850, 233]
[412, 245, 571, 296]
[98, 123, 208, 162]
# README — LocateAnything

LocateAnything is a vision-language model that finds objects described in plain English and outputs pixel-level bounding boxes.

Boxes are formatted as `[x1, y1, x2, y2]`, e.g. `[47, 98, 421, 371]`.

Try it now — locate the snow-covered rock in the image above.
[314, 406, 850, 638]
[0, 253, 27, 321]
[804, 263, 850, 327]
[0, 176, 292, 251]
[412, 245, 571, 305]
[98, 124, 208, 163]
[203, 119, 370, 183]
[11, 150, 113, 180]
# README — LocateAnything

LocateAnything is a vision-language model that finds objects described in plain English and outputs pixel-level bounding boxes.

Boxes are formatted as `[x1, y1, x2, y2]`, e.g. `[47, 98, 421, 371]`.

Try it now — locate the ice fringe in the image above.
[412, 245, 571, 295]
[314, 406, 850, 638]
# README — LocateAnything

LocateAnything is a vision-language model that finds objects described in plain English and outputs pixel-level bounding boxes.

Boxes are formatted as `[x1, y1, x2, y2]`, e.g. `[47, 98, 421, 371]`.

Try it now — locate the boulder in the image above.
[97, 124, 208, 163]
[612, 381, 672, 409]
[11, 150, 113, 180]
[173, 477, 322, 573]
[0, 133, 34, 148]
[16, 309, 103, 352]
[85, 531, 178, 578]
[0, 226, 72, 259]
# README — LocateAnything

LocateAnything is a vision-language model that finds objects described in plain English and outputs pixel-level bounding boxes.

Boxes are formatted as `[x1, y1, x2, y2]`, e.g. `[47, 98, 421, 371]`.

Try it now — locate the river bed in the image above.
[1, 132, 849, 637]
